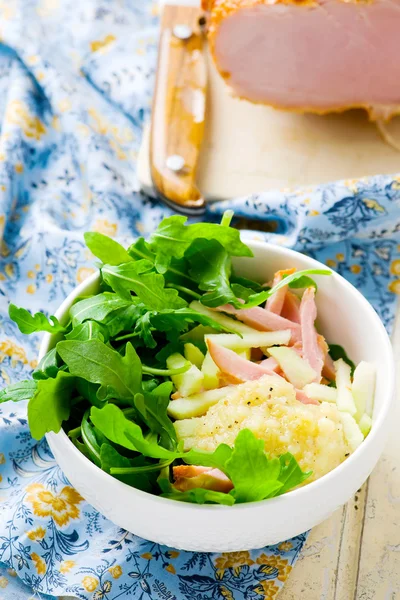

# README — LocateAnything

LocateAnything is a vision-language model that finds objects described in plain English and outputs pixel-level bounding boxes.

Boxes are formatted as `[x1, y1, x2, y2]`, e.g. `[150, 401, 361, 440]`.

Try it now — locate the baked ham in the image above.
[203, 0, 400, 120]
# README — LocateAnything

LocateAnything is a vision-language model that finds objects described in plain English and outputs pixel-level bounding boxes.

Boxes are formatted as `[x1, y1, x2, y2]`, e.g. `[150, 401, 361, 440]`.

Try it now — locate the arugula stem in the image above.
[110, 458, 173, 476]
[67, 426, 82, 439]
[142, 364, 190, 376]
[114, 332, 137, 342]
[165, 283, 201, 299]
[221, 210, 234, 228]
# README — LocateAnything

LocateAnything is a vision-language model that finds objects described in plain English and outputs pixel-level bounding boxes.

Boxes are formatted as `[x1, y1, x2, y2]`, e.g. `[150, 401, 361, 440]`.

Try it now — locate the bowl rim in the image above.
[43, 240, 395, 512]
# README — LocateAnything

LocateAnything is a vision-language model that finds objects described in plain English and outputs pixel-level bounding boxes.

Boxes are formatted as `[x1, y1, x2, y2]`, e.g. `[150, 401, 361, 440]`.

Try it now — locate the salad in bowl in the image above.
[1, 212, 377, 511]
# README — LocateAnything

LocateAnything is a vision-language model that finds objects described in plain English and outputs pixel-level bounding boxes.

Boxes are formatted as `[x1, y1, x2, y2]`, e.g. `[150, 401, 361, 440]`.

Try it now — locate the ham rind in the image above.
[281, 292, 301, 324]
[266, 268, 296, 315]
[205, 0, 400, 120]
[300, 288, 324, 381]
[217, 304, 301, 343]
[207, 340, 319, 404]
[173, 465, 233, 493]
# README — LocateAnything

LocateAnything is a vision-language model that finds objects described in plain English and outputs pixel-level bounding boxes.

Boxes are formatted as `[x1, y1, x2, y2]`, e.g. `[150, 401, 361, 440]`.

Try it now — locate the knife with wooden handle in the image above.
[150, 0, 207, 215]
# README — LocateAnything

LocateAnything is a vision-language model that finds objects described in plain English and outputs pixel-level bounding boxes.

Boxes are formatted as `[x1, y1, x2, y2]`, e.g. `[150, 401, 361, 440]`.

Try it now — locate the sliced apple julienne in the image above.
[204, 330, 291, 351]
[358, 413, 373, 438]
[201, 351, 220, 390]
[340, 412, 364, 451]
[303, 383, 337, 403]
[267, 346, 317, 389]
[351, 361, 376, 421]
[168, 387, 230, 420]
[166, 352, 204, 397]
[184, 343, 205, 370]
[189, 300, 256, 335]
[334, 359, 357, 416]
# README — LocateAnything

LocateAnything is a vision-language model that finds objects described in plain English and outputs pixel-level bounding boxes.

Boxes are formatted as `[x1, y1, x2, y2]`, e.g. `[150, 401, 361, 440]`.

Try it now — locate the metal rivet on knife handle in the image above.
[173, 24, 193, 40]
[166, 155, 186, 173]
[150, 3, 207, 216]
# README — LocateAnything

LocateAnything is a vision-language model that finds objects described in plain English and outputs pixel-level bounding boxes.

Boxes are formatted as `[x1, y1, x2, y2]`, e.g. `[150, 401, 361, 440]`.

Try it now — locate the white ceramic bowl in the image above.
[43, 241, 394, 552]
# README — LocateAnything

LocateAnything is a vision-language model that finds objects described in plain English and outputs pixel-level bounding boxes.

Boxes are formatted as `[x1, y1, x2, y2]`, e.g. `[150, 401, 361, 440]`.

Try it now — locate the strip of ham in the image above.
[281, 292, 301, 324]
[207, 339, 319, 404]
[300, 288, 324, 381]
[207, 339, 279, 382]
[173, 465, 233, 493]
[216, 304, 301, 343]
[265, 268, 296, 315]
[204, 0, 400, 121]
[318, 334, 336, 381]
[259, 356, 280, 372]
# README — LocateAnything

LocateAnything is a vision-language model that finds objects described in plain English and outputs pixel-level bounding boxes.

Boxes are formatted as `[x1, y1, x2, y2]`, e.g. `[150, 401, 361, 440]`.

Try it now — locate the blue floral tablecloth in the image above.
[0, 1, 399, 599]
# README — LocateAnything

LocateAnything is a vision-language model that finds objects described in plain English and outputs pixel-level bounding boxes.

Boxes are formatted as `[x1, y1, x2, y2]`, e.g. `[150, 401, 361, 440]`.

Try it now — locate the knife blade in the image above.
[150, 0, 207, 215]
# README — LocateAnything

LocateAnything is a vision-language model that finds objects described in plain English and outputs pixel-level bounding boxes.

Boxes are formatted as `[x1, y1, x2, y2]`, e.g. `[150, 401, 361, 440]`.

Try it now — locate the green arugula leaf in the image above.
[237, 269, 332, 309]
[230, 274, 263, 293]
[102, 260, 187, 309]
[72, 438, 91, 460]
[224, 430, 283, 502]
[230, 283, 253, 302]
[0, 380, 37, 403]
[101, 445, 162, 493]
[151, 308, 234, 336]
[187, 239, 238, 308]
[90, 404, 179, 460]
[81, 410, 102, 466]
[33, 348, 60, 380]
[134, 311, 156, 348]
[101, 304, 144, 338]
[9, 304, 66, 334]
[287, 275, 317, 290]
[100, 443, 131, 473]
[276, 453, 312, 495]
[328, 344, 355, 375]
[70, 293, 133, 326]
[183, 444, 233, 471]
[159, 480, 235, 506]
[128, 237, 156, 261]
[28, 371, 76, 439]
[84, 232, 132, 265]
[76, 378, 104, 408]
[65, 320, 108, 342]
[148, 215, 252, 273]
[133, 381, 176, 449]
[57, 340, 142, 402]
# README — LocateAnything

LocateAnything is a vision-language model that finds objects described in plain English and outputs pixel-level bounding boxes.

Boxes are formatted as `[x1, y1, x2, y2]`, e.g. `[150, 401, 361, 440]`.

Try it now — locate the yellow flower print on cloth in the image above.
[26, 526, 46, 541]
[60, 561, 76, 574]
[82, 576, 99, 592]
[252, 580, 280, 599]
[31, 553, 46, 575]
[255, 554, 292, 582]
[215, 551, 255, 579]
[25, 484, 84, 526]
[108, 565, 122, 579]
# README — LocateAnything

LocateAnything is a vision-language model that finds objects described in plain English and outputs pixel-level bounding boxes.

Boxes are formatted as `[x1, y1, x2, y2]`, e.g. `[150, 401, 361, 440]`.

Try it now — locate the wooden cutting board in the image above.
[138, 48, 400, 202]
